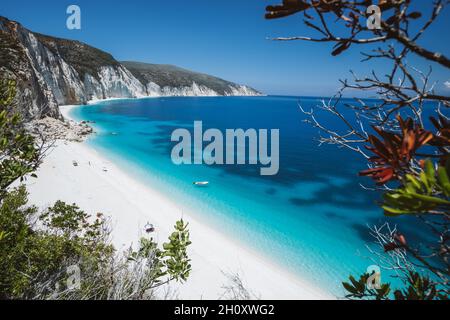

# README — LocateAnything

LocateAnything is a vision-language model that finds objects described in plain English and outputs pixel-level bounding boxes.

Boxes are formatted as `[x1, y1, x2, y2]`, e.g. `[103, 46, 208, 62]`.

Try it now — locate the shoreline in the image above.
[84, 94, 267, 105]
[23, 103, 333, 299]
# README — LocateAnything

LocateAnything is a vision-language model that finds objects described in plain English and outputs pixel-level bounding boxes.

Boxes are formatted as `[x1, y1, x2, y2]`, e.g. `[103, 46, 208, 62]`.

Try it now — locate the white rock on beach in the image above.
[26, 116, 94, 142]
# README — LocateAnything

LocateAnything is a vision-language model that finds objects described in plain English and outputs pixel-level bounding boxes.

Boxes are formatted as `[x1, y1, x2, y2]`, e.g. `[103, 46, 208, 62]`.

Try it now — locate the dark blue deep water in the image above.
[71, 96, 428, 296]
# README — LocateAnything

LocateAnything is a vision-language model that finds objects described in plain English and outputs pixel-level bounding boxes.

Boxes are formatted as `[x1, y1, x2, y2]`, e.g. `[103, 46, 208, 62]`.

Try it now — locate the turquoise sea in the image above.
[70, 96, 427, 296]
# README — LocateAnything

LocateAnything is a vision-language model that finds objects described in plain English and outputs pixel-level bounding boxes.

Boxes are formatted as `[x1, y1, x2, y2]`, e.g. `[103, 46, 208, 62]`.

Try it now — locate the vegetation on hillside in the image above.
[34, 32, 119, 82]
[122, 61, 258, 95]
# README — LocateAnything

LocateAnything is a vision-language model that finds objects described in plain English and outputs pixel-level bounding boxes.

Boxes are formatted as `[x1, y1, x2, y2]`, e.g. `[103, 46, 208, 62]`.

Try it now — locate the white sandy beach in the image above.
[21, 105, 333, 300]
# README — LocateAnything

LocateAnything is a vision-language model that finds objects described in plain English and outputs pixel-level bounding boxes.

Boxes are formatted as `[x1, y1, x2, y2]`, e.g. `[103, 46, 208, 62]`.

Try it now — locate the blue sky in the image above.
[1, 0, 449, 96]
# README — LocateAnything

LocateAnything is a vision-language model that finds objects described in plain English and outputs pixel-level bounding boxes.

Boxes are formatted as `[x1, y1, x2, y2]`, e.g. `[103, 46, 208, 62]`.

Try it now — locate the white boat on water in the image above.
[193, 181, 209, 186]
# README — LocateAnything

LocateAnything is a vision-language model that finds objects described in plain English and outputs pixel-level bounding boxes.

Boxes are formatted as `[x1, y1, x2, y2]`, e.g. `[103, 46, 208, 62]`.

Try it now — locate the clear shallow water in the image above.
[70, 96, 426, 296]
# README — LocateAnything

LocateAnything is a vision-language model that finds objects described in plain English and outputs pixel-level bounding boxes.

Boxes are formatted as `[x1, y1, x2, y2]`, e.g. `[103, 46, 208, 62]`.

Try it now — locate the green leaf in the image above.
[342, 282, 358, 295]
[405, 174, 421, 190]
[411, 193, 450, 205]
[382, 206, 410, 216]
[437, 166, 450, 197]
[424, 160, 436, 186]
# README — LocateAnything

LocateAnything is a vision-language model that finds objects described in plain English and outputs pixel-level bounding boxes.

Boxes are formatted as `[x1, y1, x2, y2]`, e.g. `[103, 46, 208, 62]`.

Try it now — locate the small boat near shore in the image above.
[193, 181, 209, 186]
